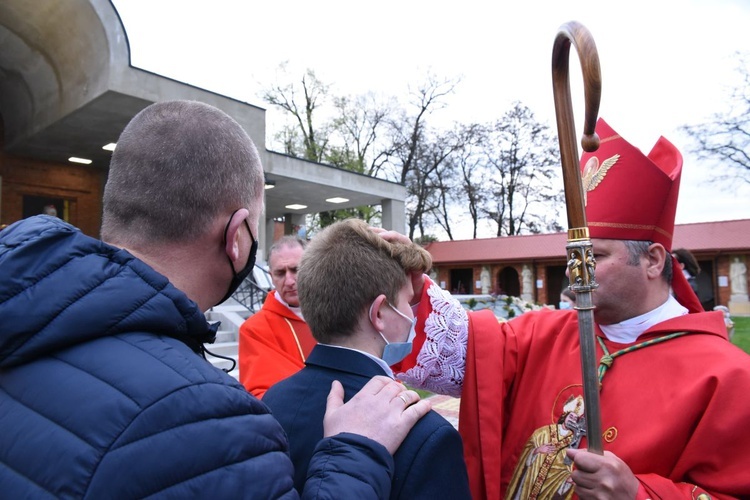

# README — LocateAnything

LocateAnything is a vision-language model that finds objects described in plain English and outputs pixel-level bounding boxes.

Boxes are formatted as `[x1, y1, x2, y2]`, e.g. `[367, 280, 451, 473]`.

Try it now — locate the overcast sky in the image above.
[113, 0, 749, 237]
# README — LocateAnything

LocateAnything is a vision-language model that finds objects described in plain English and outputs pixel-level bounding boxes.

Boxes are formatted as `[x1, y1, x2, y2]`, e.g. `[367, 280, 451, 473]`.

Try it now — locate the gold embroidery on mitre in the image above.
[582, 153, 620, 206]
[603, 426, 618, 443]
[587, 221, 673, 242]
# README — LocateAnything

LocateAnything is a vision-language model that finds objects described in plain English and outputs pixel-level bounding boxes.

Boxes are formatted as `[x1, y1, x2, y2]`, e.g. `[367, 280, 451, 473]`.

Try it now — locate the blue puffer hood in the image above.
[0, 216, 215, 368]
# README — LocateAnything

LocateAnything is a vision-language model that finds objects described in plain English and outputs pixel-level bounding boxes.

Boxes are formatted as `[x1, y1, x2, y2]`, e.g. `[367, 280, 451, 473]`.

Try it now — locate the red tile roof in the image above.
[672, 219, 750, 252]
[424, 218, 750, 265]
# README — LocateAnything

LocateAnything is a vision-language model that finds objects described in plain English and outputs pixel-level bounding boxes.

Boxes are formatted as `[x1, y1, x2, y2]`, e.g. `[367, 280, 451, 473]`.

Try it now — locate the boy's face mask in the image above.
[370, 300, 417, 366]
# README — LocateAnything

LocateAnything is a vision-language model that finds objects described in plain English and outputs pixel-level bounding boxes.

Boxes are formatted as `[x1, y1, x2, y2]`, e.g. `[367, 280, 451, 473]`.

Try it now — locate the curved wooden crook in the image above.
[552, 21, 602, 230]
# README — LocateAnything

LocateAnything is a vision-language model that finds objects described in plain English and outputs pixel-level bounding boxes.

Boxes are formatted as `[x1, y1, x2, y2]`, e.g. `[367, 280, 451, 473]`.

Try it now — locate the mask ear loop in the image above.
[387, 301, 414, 323]
[198, 321, 237, 374]
[202, 346, 236, 374]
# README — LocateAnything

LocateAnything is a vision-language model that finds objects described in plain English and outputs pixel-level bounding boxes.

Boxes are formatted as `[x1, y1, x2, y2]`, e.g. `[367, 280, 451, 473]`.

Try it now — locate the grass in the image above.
[410, 388, 435, 399]
[404, 386, 438, 403]
[731, 316, 750, 354]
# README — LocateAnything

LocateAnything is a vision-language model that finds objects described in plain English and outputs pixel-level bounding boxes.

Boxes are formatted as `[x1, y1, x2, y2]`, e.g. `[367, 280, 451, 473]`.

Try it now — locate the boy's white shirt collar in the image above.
[322, 344, 395, 378]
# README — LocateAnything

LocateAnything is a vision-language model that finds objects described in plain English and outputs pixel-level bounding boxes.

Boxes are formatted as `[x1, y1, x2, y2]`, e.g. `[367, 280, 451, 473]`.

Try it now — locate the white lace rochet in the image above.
[397, 283, 468, 397]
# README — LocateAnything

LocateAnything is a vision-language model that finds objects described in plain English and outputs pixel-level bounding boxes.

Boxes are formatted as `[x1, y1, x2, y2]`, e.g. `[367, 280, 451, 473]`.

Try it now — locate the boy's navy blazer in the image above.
[264, 344, 471, 499]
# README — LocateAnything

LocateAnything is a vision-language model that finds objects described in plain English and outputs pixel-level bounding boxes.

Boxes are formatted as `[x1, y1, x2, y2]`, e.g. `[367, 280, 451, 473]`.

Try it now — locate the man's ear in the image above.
[646, 243, 668, 279]
[369, 294, 388, 332]
[409, 270, 426, 306]
[223, 208, 250, 265]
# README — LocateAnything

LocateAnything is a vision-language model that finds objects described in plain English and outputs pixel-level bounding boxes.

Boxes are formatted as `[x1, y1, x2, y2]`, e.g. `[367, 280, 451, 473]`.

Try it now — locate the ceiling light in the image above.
[285, 204, 307, 210]
[102, 143, 117, 151]
[68, 157, 92, 164]
[264, 180, 276, 190]
[326, 197, 349, 204]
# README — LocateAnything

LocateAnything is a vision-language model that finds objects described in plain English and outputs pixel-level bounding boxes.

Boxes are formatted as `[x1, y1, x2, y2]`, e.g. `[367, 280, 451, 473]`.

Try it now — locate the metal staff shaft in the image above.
[551, 21, 603, 454]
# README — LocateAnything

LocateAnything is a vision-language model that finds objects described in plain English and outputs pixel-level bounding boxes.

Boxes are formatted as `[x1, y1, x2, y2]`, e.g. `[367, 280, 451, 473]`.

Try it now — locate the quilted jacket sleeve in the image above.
[302, 433, 394, 499]
[87, 382, 393, 499]
[85, 380, 299, 499]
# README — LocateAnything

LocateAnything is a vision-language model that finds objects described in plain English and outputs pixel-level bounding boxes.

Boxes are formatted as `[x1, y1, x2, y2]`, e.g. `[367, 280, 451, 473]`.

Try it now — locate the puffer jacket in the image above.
[0, 216, 393, 499]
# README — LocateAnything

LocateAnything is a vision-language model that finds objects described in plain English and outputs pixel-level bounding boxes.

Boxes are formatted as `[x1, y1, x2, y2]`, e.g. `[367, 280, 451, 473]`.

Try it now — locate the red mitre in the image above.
[580, 118, 703, 313]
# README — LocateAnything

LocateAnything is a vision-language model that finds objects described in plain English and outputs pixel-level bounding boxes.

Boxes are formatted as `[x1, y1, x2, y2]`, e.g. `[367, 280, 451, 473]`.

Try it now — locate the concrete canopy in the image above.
[0, 0, 406, 243]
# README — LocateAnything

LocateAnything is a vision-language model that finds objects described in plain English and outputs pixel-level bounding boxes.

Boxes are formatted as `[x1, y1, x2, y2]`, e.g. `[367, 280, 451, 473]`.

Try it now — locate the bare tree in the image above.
[263, 68, 567, 239]
[430, 165, 456, 240]
[482, 102, 563, 236]
[424, 136, 461, 240]
[273, 125, 302, 157]
[330, 93, 394, 175]
[454, 124, 490, 239]
[402, 127, 474, 240]
[385, 75, 461, 239]
[403, 136, 441, 240]
[429, 123, 486, 240]
[681, 52, 750, 188]
[388, 74, 459, 184]
[263, 65, 331, 162]
[263, 67, 382, 229]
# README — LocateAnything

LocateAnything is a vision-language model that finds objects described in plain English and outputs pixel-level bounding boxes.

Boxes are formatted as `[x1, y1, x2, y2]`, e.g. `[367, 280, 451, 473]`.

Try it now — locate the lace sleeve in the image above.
[397, 282, 468, 397]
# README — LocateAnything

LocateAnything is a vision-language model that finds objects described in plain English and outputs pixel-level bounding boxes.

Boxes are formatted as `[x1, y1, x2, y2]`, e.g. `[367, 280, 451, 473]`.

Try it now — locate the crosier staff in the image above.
[551, 20, 603, 454]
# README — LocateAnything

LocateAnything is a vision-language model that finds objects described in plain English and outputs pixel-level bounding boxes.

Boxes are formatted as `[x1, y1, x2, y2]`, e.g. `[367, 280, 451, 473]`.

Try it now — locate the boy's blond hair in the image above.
[298, 219, 431, 344]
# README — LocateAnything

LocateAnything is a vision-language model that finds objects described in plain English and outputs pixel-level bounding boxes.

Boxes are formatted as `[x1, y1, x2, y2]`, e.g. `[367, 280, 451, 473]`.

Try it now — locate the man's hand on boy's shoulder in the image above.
[323, 376, 431, 455]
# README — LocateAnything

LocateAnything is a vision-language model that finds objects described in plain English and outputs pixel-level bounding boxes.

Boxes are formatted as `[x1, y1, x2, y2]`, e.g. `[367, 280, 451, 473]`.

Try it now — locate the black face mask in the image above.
[216, 210, 258, 306]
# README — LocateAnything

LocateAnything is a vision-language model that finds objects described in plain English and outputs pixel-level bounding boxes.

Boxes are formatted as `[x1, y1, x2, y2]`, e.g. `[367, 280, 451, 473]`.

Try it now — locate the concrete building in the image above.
[0, 0, 406, 261]
[425, 219, 750, 314]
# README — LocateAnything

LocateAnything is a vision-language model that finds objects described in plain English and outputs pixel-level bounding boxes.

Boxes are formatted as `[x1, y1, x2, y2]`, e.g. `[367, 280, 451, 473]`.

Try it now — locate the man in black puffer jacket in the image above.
[0, 100, 429, 498]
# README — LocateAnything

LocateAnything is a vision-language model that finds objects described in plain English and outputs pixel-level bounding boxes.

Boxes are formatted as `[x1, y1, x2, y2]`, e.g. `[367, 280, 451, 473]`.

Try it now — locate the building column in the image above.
[283, 213, 306, 236]
[381, 198, 405, 233]
[728, 255, 750, 314]
[261, 216, 276, 265]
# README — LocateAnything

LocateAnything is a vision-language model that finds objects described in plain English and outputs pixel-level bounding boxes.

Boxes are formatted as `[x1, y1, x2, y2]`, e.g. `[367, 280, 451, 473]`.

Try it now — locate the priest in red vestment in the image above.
[395, 119, 750, 499]
[239, 235, 316, 398]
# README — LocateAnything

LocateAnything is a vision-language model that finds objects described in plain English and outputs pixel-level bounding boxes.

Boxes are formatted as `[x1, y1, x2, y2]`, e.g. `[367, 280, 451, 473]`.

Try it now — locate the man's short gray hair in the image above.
[101, 100, 263, 245]
[622, 240, 672, 283]
[268, 235, 307, 264]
